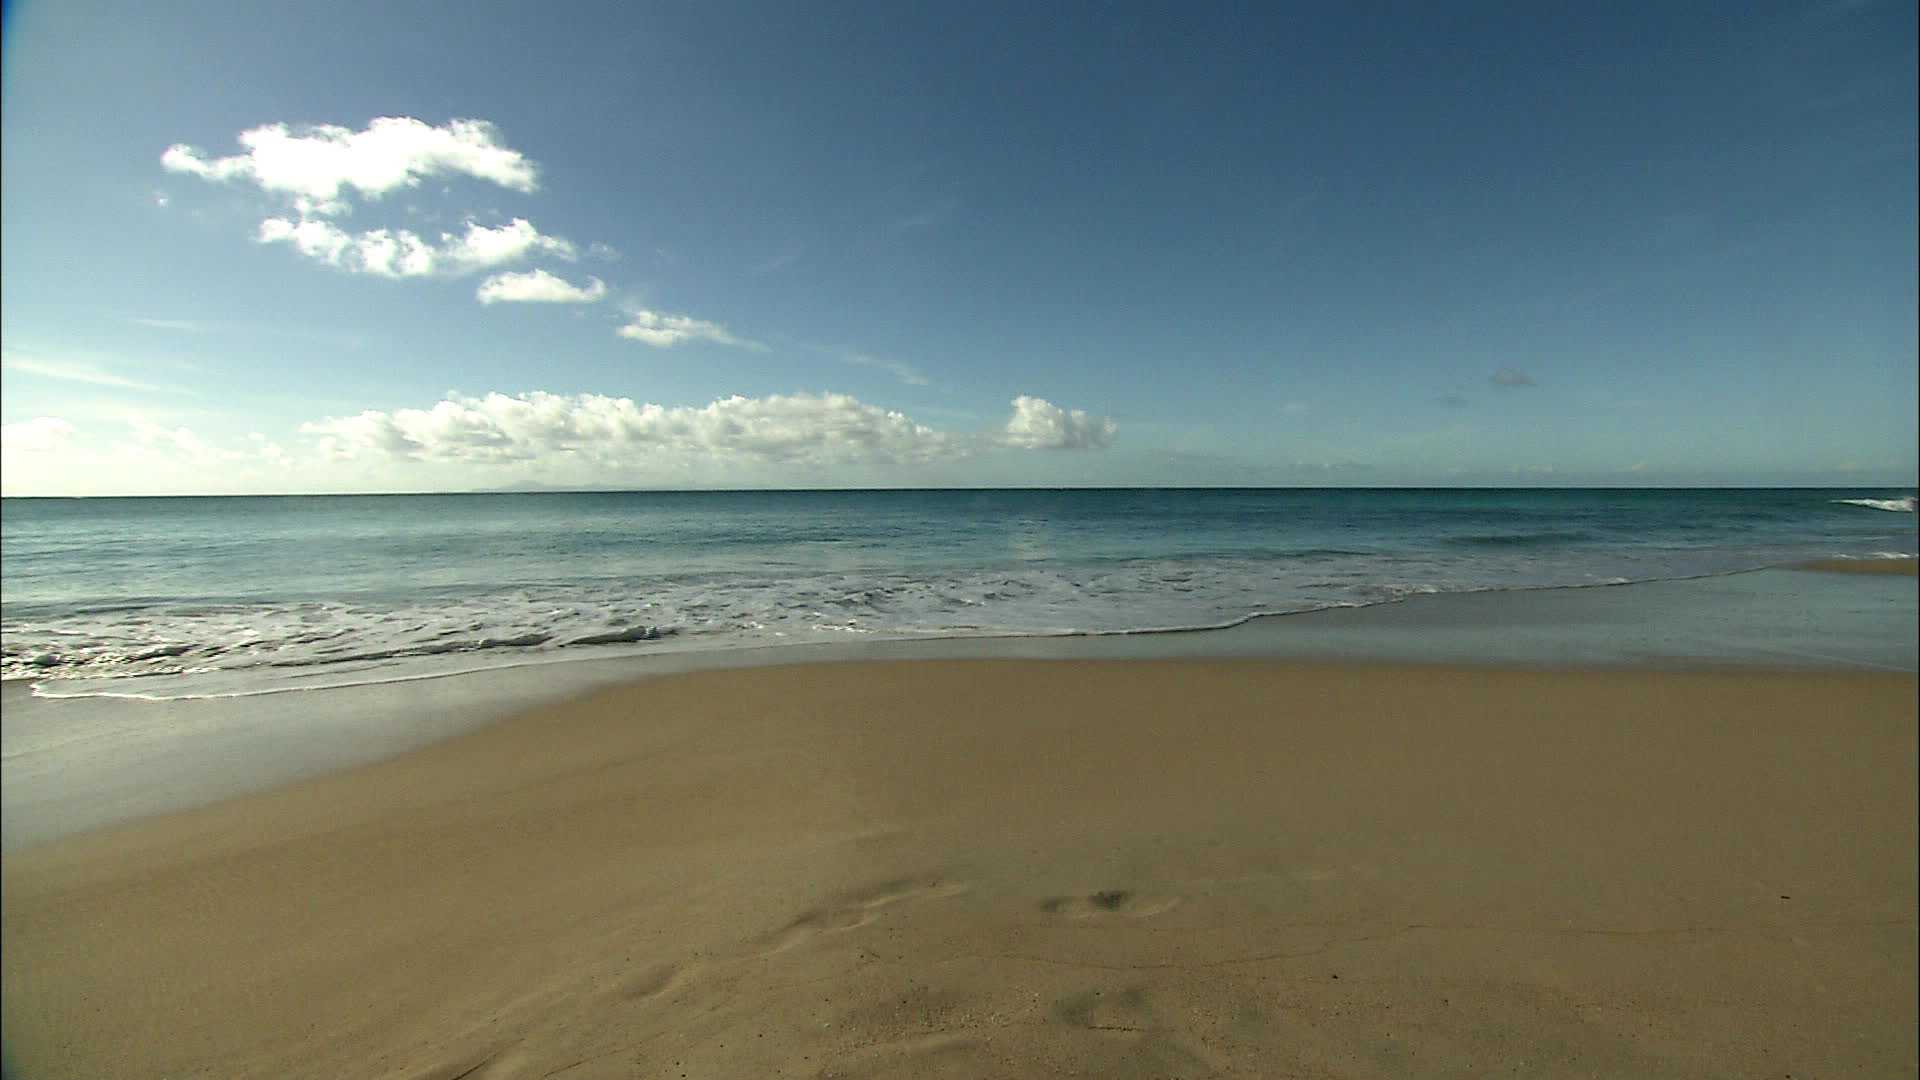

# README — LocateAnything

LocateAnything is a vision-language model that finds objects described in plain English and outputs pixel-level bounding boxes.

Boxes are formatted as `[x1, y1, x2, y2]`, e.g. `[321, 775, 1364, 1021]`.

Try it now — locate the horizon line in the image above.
[4, 483, 1915, 500]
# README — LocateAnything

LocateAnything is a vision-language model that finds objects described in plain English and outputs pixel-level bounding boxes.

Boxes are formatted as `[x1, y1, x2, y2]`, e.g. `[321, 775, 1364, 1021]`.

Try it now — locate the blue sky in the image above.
[2, 0, 1913, 494]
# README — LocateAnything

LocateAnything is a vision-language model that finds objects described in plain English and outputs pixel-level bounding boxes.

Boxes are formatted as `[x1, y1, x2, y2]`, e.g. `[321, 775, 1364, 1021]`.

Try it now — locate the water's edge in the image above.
[5, 566, 1914, 851]
[20, 556, 1914, 703]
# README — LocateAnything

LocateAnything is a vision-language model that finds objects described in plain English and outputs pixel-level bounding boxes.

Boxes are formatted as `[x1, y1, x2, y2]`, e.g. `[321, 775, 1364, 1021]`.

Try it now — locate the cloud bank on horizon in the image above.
[0, 386, 1117, 495]
[302, 391, 1110, 466]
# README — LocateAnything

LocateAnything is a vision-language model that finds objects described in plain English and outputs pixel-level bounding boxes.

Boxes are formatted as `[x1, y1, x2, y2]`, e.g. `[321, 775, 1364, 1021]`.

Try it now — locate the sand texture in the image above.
[1795, 558, 1918, 575]
[4, 660, 1916, 1078]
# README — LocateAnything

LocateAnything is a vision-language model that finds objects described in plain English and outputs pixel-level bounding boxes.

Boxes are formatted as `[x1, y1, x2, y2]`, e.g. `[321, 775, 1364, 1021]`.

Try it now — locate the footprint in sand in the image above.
[619, 959, 693, 1003]
[762, 877, 970, 956]
[1038, 889, 1181, 919]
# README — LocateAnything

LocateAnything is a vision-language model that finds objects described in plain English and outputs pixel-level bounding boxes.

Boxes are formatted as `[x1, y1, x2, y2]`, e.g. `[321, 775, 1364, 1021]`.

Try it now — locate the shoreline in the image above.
[6, 566, 1915, 851]
[14, 557, 1917, 704]
[5, 659, 1914, 1077]
[1793, 557, 1918, 575]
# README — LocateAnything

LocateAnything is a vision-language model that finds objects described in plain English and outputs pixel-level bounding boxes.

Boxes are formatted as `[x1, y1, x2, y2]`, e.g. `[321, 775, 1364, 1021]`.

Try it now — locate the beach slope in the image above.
[4, 660, 1915, 1078]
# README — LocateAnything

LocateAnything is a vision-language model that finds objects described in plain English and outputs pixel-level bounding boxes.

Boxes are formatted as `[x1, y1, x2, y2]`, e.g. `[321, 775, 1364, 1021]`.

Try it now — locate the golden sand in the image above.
[4, 661, 1915, 1078]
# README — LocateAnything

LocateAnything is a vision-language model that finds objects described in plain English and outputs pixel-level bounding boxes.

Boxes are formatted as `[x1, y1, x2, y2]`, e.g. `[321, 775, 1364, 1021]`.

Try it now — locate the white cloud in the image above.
[476, 269, 608, 305]
[439, 218, 576, 271]
[162, 117, 538, 216]
[350, 227, 440, 277]
[129, 317, 203, 333]
[1, 416, 76, 453]
[249, 433, 294, 467]
[1000, 395, 1118, 450]
[129, 421, 249, 466]
[300, 391, 1116, 467]
[1490, 367, 1537, 388]
[617, 310, 765, 350]
[256, 217, 575, 279]
[257, 216, 354, 263]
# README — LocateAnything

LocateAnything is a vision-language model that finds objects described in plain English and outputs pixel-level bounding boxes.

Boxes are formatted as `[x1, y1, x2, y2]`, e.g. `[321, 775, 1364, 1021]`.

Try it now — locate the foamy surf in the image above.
[6, 488, 1915, 698]
[1833, 496, 1917, 512]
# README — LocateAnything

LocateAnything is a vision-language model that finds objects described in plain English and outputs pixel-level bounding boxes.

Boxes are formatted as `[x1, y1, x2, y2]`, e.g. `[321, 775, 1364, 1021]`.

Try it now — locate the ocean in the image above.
[2, 488, 1913, 699]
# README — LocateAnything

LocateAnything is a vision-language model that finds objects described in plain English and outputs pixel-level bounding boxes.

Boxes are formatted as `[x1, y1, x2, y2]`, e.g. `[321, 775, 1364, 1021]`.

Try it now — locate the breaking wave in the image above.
[1833, 496, 1916, 513]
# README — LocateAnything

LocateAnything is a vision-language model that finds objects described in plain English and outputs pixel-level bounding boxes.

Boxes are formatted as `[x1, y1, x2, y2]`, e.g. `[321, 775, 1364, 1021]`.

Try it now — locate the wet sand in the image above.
[1795, 558, 1918, 575]
[4, 660, 1915, 1078]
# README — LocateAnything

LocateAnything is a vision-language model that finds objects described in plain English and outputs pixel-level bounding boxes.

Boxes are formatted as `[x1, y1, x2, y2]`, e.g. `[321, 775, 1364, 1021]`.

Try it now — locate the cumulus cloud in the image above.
[303, 391, 952, 466]
[476, 269, 608, 305]
[247, 432, 293, 467]
[1490, 367, 1537, 387]
[162, 117, 538, 216]
[1, 416, 76, 453]
[617, 310, 765, 350]
[439, 218, 576, 270]
[256, 217, 575, 278]
[999, 395, 1117, 450]
[300, 391, 1116, 467]
[129, 420, 251, 466]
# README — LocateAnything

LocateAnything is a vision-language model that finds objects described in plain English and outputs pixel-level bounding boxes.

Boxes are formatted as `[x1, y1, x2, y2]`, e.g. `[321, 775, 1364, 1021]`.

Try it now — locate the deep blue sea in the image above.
[2, 488, 1912, 697]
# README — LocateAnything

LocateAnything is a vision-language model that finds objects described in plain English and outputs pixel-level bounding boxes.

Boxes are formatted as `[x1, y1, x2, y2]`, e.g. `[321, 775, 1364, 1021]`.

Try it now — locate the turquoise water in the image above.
[2, 488, 1912, 695]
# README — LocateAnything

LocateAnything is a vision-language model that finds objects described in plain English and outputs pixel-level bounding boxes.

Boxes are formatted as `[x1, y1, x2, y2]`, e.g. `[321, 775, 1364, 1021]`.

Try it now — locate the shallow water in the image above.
[3, 487, 1912, 698]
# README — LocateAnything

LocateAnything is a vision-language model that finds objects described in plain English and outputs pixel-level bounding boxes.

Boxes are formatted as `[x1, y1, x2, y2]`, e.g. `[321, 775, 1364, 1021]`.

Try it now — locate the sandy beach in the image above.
[3, 659, 1914, 1078]
[1796, 558, 1919, 575]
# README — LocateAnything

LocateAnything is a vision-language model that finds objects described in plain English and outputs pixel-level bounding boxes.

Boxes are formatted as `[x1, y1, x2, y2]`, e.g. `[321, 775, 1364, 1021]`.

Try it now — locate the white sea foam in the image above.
[1833, 496, 1917, 513]
[0, 551, 1862, 699]
[7, 490, 1917, 700]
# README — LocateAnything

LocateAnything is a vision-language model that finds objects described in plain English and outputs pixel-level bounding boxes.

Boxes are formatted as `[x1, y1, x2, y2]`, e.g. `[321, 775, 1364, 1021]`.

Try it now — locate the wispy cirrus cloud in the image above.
[888, 198, 959, 234]
[841, 351, 931, 386]
[162, 117, 538, 216]
[617, 310, 766, 350]
[129, 317, 204, 333]
[1, 351, 181, 393]
[750, 252, 801, 275]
